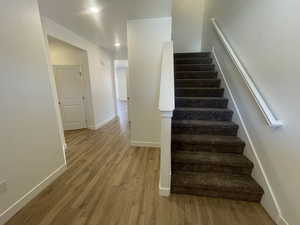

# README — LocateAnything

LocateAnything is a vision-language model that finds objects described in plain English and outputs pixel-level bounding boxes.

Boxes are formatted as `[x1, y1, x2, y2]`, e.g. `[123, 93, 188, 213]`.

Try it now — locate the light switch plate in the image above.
[0, 180, 7, 194]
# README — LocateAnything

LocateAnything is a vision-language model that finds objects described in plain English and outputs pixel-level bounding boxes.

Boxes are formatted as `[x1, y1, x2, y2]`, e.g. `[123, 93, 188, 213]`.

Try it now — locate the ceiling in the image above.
[38, 0, 171, 52]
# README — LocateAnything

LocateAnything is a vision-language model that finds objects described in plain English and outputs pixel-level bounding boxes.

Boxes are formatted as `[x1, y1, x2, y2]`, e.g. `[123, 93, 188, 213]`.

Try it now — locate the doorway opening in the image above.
[114, 60, 129, 128]
[48, 36, 93, 131]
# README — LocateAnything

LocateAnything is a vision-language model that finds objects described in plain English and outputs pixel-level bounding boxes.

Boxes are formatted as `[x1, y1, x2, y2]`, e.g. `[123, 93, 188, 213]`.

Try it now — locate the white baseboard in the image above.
[63, 142, 67, 152]
[88, 115, 116, 130]
[130, 141, 160, 148]
[212, 47, 289, 225]
[159, 185, 170, 197]
[278, 216, 289, 225]
[0, 164, 67, 225]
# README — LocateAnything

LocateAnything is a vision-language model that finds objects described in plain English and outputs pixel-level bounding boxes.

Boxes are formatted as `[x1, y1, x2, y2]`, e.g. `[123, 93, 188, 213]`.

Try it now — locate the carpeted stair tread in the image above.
[176, 97, 227, 100]
[172, 151, 253, 169]
[172, 172, 264, 194]
[172, 134, 244, 146]
[173, 107, 233, 121]
[171, 172, 264, 202]
[172, 119, 238, 127]
[175, 71, 217, 75]
[175, 79, 221, 88]
[176, 71, 218, 79]
[174, 107, 233, 111]
[172, 152, 253, 175]
[172, 120, 238, 136]
[175, 64, 215, 71]
[175, 57, 213, 64]
[175, 97, 228, 108]
[175, 87, 224, 97]
[175, 87, 223, 90]
[176, 78, 220, 81]
[175, 52, 211, 58]
[172, 134, 245, 154]
[176, 63, 213, 66]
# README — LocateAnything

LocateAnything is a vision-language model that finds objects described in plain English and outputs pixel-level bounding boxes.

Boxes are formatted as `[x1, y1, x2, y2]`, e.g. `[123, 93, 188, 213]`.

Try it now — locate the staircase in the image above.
[171, 52, 264, 202]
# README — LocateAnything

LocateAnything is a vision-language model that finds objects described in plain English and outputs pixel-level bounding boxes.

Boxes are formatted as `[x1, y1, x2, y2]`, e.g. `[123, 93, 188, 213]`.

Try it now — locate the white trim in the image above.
[159, 41, 175, 112]
[114, 60, 129, 109]
[89, 115, 116, 130]
[159, 184, 170, 197]
[212, 48, 289, 225]
[278, 216, 290, 225]
[63, 142, 68, 152]
[158, 41, 174, 197]
[160, 111, 173, 118]
[42, 17, 100, 131]
[42, 26, 67, 168]
[211, 18, 283, 128]
[128, 17, 172, 24]
[130, 141, 160, 148]
[52, 64, 82, 69]
[53, 64, 89, 130]
[0, 164, 67, 225]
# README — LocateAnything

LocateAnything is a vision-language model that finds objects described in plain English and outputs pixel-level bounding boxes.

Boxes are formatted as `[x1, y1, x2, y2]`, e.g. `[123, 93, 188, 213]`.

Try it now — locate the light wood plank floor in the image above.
[6, 116, 276, 225]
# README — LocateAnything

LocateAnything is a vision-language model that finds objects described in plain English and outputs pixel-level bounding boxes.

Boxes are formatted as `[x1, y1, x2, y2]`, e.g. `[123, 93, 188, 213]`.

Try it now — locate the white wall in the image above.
[0, 1, 66, 224]
[172, 0, 205, 53]
[114, 47, 128, 60]
[202, 1, 300, 224]
[115, 68, 128, 101]
[47, 37, 94, 128]
[43, 17, 117, 130]
[127, 17, 172, 147]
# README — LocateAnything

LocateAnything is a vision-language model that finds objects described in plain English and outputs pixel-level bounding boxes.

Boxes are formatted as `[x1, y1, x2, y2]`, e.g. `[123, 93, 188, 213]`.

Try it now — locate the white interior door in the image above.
[54, 65, 86, 131]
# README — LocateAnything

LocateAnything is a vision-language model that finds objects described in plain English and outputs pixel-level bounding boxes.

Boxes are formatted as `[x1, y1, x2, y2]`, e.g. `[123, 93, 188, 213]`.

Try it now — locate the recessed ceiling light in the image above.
[89, 7, 100, 13]
[114, 43, 121, 47]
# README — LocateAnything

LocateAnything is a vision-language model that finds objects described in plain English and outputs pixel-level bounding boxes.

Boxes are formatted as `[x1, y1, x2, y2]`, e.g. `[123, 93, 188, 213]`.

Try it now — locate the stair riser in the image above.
[176, 73, 218, 79]
[172, 143, 245, 154]
[176, 65, 215, 71]
[171, 186, 263, 202]
[175, 53, 210, 58]
[176, 98, 228, 108]
[175, 58, 213, 64]
[175, 80, 221, 88]
[172, 126, 238, 136]
[172, 163, 252, 175]
[175, 89, 224, 97]
[173, 110, 233, 121]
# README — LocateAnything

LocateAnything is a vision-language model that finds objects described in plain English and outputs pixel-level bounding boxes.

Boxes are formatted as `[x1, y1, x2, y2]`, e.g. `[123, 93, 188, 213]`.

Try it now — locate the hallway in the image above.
[6, 117, 275, 225]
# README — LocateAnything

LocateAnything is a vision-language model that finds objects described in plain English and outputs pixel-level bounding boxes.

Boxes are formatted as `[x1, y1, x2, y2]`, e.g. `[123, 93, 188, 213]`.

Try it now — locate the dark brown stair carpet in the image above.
[175, 87, 224, 97]
[175, 97, 228, 108]
[175, 64, 215, 71]
[172, 120, 239, 136]
[172, 134, 245, 154]
[171, 52, 264, 202]
[175, 79, 221, 88]
[172, 151, 253, 175]
[173, 108, 233, 121]
[172, 172, 264, 202]
[174, 52, 211, 58]
[175, 57, 213, 64]
[176, 71, 218, 79]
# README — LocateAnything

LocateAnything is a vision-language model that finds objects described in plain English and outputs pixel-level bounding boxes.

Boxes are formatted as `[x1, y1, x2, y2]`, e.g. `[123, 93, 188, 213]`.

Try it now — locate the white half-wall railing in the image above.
[211, 18, 283, 128]
[159, 41, 175, 196]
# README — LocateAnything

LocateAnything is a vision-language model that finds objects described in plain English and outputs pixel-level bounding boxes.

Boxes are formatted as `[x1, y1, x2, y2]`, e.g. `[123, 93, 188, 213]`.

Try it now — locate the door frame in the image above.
[53, 64, 88, 129]
[114, 60, 130, 123]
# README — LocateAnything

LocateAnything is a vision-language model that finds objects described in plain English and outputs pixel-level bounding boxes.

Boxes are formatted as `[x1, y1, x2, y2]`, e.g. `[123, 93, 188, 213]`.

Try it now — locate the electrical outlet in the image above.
[0, 180, 7, 194]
